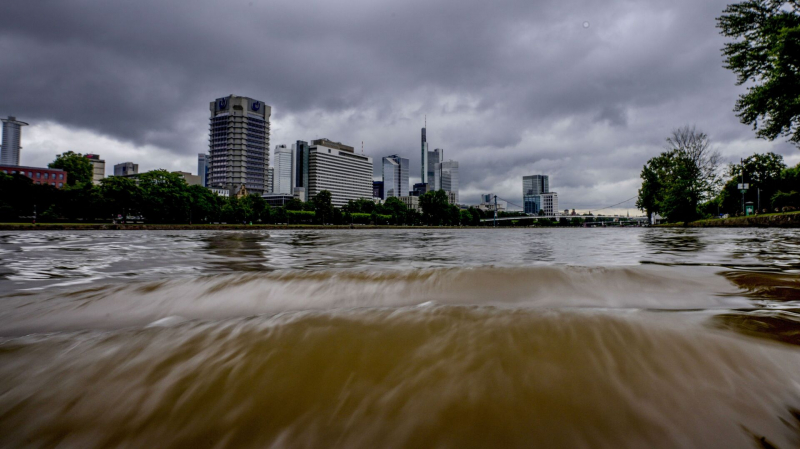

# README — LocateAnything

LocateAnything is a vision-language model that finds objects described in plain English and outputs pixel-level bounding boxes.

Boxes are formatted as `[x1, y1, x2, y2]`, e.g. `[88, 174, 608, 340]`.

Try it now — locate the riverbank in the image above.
[662, 211, 800, 228]
[0, 223, 481, 230]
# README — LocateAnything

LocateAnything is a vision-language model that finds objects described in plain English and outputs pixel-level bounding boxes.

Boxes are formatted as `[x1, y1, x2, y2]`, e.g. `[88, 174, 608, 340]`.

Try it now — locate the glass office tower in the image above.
[382, 154, 409, 200]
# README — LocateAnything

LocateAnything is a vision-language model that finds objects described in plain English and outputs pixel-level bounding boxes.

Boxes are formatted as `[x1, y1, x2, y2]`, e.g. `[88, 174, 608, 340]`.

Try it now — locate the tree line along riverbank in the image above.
[660, 211, 800, 228]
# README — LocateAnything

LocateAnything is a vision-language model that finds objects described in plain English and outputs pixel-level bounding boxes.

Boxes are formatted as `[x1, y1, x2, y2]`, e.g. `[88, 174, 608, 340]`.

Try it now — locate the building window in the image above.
[59, 173, 64, 179]
[36, 172, 41, 178]
[44, 173, 49, 179]
[58, 183, 63, 187]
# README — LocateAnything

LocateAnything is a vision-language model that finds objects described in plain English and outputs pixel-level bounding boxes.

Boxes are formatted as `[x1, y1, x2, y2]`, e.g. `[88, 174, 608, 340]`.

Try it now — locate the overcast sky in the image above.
[2, 0, 798, 212]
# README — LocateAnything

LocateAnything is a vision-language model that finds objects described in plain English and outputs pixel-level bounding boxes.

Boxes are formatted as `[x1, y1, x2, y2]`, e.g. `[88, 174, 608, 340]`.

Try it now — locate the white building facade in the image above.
[273, 144, 295, 194]
[307, 141, 372, 208]
[541, 192, 559, 216]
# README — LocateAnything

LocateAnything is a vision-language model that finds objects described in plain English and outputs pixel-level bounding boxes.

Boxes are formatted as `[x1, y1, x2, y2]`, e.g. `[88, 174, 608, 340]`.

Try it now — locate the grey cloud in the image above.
[0, 0, 794, 208]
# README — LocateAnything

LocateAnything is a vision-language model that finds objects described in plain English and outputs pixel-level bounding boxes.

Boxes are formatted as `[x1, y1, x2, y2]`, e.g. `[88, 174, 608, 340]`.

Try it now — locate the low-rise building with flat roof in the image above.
[0, 165, 68, 188]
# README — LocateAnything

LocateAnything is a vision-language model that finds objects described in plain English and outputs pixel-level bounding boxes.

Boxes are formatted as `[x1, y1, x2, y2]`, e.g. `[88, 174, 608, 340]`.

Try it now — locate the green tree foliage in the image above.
[637, 126, 721, 223]
[718, 1, 800, 145]
[381, 197, 407, 224]
[137, 170, 191, 223]
[636, 152, 673, 220]
[312, 190, 334, 224]
[343, 198, 376, 214]
[772, 189, 800, 209]
[48, 151, 93, 186]
[419, 190, 451, 225]
[711, 154, 799, 213]
[460, 209, 473, 226]
[287, 210, 315, 224]
[187, 184, 223, 223]
[0, 173, 56, 220]
[727, 152, 787, 211]
[99, 176, 140, 221]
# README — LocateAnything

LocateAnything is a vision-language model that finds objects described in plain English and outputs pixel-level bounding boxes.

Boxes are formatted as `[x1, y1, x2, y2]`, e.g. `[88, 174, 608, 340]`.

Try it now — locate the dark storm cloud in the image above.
[1, 0, 796, 207]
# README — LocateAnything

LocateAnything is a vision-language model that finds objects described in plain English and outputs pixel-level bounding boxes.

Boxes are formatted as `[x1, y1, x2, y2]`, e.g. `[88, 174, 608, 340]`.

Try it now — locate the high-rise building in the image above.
[85, 154, 105, 185]
[412, 182, 429, 197]
[307, 139, 372, 207]
[172, 171, 202, 186]
[420, 125, 429, 183]
[295, 140, 310, 196]
[382, 154, 409, 199]
[266, 167, 274, 194]
[523, 175, 549, 197]
[197, 154, 208, 187]
[434, 160, 459, 203]
[208, 95, 271, 194]
[540, 192, 559, 216]
[523, 174, 559, 215]
[1, 116, 28, 166]
[398, 195, 420, 212]
[427, 148, 442, 185]
[273, 144, 295, 194]
[114, 162, 138, 177]
[373, 181, 384, 199]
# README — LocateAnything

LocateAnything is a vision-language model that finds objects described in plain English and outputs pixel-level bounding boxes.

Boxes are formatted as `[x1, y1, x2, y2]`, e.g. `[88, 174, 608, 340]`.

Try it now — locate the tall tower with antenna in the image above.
[1, 116, 29, 166]
[421, 116, 428, 183]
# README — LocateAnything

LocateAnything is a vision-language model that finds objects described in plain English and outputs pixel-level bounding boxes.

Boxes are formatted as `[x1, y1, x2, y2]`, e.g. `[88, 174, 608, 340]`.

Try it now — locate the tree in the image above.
[58, 182, 103, 221]
[240, 193, 269, 223]
[637, 126, 721, 223]
[99, 176, 140, 222]
[188, 184, 224, 223]
[419, 190, 450, 225]
[284, 198, 304, 211]
[137, 170, 190, 223]
[312, 190, 334, 224]
[460, 209, 473, 226]
[727, 152, 787, 210]
[636, 152, 674, 221]
[447, 204, 461, 226]
[49, 151, 93, 186]
[718, 1, 800, 145]
[383, 197, 407, 225]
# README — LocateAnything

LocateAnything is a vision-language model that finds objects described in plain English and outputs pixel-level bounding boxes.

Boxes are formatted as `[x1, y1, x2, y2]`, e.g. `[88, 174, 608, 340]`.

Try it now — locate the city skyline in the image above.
[3, 0, 799, 212]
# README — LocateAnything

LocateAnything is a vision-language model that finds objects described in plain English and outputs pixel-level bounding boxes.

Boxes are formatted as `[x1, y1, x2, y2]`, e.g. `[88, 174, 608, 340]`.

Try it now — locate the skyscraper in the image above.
[114, 162, 138, 177]
[523, 175, 549, 197]
[273, 144, 295, 194]
[434, 160, 459, 203]
[197, 154, 208, 187]
[295, 140, 310, 194]
[420, 124, 428, 183]
[267, 167, 274, 194]
[523, 174, 558, 215]
[307, 139, 372, 207]
[382, 154, 409, 199]
[427, 148, 443, 185]
[85, 154, 105, 185]
[1, 116, 29, 166]
[208, 95, 271, 194]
